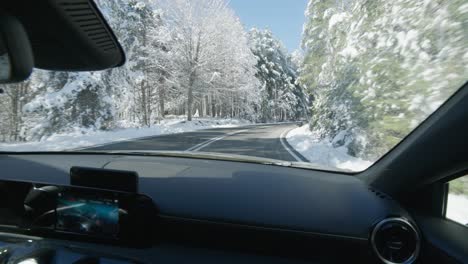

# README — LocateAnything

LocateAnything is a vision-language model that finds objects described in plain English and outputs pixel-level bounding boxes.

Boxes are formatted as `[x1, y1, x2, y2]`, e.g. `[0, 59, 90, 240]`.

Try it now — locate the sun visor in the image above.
[2, 0, 125, 71]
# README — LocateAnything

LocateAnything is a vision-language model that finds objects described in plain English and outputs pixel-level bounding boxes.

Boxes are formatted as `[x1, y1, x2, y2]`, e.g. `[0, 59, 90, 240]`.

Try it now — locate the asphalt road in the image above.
[84, 123, 308, 162]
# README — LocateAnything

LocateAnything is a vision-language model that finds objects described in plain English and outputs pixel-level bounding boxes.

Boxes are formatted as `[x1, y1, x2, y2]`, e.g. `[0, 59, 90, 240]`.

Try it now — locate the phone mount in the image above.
[70, 167, 139, 193]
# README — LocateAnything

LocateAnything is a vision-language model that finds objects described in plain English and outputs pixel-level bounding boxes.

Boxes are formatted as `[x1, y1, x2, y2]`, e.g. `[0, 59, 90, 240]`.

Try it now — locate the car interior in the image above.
[0, 0, 467, 263]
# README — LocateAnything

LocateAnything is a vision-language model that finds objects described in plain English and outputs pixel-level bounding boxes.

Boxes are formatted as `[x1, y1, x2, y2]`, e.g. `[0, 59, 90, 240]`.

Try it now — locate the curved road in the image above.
[84, 123, 308, 162]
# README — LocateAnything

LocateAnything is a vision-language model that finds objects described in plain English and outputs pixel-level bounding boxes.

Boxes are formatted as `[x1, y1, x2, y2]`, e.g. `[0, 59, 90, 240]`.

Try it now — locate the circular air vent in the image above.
[371, 217, 420, 264]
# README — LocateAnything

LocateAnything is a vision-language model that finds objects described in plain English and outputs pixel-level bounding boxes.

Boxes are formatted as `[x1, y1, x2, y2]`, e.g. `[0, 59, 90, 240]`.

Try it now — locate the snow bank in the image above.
[0, 118, 251, 152]
[286, 125, 373, 172]
[447, 194, 468, 225]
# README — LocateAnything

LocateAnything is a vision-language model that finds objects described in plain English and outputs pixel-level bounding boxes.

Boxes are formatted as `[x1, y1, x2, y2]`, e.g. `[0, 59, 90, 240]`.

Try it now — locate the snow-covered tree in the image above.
[162, 0, 259, 121]
[248, 29, 308, 122]
[0, 81, 32, 141]
[301, 0, 468, 159]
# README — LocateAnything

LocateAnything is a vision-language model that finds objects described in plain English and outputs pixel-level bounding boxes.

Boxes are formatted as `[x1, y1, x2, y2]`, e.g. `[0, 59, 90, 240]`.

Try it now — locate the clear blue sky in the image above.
[228, 0, 308, 52]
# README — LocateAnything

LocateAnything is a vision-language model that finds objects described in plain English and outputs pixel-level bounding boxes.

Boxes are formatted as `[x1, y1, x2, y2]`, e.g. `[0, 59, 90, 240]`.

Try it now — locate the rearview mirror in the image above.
[0, 15, 34, 83]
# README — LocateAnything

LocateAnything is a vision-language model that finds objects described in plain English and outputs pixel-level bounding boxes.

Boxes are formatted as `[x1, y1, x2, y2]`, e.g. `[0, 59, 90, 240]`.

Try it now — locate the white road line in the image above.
[279, 128, 303, 162]
[186, 129, 250, 152]
[186, 135, 226, 151]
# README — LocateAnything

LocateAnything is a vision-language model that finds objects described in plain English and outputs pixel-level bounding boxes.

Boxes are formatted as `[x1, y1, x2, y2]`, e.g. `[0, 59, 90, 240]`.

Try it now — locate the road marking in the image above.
[279, 128, 305, 162]
[186, 129, 250, 152]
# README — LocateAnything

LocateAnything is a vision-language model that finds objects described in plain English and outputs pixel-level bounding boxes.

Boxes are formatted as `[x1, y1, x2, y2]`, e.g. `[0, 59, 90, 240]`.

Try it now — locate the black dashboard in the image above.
[0, 153, 422, 263]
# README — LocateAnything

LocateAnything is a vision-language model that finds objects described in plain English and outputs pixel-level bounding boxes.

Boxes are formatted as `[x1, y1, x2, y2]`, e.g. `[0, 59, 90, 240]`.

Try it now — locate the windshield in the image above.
[0, 0, 467, 172]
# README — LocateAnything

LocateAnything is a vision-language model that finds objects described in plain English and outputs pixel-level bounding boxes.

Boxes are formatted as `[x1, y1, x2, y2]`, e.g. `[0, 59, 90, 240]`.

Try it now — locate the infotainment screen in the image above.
[56, 192, 119, 236]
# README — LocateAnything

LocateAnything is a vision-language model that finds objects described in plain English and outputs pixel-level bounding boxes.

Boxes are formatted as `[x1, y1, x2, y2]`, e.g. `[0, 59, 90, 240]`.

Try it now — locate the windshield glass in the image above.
[0, 0, 467, 172]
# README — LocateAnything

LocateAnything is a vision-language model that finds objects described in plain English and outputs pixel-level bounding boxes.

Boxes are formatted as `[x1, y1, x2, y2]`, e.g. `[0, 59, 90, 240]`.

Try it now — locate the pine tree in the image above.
[248, 29, 308, 122]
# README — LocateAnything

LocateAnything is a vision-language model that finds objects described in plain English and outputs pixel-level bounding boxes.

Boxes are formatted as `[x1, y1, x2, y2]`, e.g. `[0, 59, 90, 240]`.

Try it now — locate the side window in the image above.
[446, 175, 468, 226]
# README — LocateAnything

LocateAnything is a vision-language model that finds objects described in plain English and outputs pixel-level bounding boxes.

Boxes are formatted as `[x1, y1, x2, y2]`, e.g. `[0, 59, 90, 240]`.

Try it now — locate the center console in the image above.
[0, 167, 158, 249]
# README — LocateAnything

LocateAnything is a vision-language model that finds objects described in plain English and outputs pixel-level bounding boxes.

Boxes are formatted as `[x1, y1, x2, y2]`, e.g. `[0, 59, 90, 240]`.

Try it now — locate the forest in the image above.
[0, 0, 307, 142]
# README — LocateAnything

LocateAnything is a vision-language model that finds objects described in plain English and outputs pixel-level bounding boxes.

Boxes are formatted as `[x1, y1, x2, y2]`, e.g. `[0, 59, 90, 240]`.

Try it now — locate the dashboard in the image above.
[0, 153, 422, 263]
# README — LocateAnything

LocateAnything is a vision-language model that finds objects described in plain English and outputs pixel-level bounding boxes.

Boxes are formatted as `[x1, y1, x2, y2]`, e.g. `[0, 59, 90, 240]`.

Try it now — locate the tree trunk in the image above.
[231, 92, 234, 118]
[187, 77, 194, 121]
[11, 89, 19, 141]
[159, 86, 165, 119]
[205, 95, 210, 117]
[147, 83, 153, 126]
[187, 31, 202, 122]
[140, 19, 149, 127]
[141, 81, 149, 126]
[211, 93, 216, 118]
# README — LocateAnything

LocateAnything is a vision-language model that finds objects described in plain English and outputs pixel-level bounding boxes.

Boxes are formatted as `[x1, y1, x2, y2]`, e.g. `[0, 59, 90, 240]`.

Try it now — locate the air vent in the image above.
[369, 187, 392, 200]
[59, 0, 117, 52]
[371, 217, 420, 264]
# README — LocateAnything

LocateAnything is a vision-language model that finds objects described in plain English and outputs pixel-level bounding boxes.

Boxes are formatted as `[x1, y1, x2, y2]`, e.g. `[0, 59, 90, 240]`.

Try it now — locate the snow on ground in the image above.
[447, 194, 468, 226]
[286, 125, 373, 172]
[0, 118, 251, 152]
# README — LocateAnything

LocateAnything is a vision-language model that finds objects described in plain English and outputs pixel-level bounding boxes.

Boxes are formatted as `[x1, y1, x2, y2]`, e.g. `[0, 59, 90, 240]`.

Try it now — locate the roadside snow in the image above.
[0, 118, 251, 152]
[447, 194, 468, 226]
[286, 125, 373, 172]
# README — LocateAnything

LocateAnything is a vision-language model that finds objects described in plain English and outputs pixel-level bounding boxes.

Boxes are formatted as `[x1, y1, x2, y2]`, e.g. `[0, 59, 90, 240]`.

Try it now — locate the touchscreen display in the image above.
[56, 192, 119, 236]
